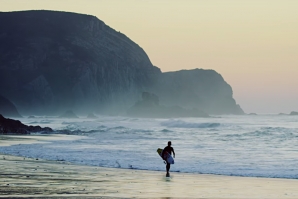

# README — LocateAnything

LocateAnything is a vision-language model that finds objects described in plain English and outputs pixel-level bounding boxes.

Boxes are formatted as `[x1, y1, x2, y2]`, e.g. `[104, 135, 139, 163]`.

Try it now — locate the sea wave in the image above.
[41, 125, 154, 136]
[160, 120, 220, 128]
[29, 120, 53, 124]
[2, 115, 298, 180]
[225, 126, 297, 139]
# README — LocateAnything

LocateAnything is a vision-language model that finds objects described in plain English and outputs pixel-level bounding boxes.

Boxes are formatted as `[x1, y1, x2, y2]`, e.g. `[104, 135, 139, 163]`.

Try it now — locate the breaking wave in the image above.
[160, 120, 220, 128]
[2, 115, 298, 179]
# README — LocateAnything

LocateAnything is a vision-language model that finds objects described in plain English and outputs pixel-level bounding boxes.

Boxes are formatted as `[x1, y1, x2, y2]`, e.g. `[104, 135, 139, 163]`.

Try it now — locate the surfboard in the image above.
[157, 148, 174, 164]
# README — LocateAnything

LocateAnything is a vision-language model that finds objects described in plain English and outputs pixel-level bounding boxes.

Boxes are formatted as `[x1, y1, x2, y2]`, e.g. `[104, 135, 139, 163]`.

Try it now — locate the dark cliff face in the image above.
[0, 10, 243, 115]
[0, 10, 160, 114]
[0, 95, 22, 118]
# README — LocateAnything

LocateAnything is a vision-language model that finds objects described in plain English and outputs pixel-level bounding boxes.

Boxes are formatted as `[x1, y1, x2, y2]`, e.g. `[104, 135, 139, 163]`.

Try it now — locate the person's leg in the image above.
[166, 163, 170, 173]
[166, 163, 170, 177]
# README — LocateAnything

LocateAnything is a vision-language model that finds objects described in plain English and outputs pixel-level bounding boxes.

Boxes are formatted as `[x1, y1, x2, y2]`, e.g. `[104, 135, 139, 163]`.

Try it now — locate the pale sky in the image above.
[1, 0, 298, 114]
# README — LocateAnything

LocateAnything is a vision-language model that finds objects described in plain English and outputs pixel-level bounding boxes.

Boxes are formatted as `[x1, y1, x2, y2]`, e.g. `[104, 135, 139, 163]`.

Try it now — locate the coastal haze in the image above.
[1, 0, 298, 114]
[1, 2, 298, 198]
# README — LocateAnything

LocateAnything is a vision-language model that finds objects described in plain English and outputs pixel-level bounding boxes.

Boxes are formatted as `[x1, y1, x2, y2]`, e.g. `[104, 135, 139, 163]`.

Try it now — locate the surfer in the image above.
[162, 141, 175, 177]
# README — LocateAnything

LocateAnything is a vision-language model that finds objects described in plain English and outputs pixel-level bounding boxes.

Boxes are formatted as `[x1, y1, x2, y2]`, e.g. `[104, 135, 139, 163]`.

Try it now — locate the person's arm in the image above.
[172, 148, 175, 158]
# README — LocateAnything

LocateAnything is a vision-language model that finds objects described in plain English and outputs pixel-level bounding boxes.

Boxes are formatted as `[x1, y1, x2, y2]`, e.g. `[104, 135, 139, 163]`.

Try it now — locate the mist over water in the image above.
[1, 114, 298, 179]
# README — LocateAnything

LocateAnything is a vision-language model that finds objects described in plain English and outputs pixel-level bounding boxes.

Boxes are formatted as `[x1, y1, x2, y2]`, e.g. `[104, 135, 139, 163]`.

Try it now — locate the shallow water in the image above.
[1, 114, 298, 179]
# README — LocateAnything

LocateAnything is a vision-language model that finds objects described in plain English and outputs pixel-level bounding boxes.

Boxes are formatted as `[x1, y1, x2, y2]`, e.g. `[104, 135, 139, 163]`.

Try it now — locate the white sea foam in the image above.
[1, 115, 298, 179]
[160, 119, 221, 128]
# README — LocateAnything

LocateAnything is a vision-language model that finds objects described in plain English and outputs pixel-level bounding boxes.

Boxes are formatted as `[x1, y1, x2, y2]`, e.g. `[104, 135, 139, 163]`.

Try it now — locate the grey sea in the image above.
[1, 114, 298, 179]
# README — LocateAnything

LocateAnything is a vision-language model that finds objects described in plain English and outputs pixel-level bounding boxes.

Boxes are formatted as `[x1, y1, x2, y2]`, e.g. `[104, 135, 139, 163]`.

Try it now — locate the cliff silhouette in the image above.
[0, 10, 244, 116]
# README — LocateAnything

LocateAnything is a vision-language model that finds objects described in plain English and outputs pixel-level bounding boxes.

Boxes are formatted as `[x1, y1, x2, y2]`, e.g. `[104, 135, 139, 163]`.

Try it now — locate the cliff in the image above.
[0, 95, 22, 118]
[0, 10, 160, 115]
[150, 69, 244, 115]
[0, 10, 243, 116]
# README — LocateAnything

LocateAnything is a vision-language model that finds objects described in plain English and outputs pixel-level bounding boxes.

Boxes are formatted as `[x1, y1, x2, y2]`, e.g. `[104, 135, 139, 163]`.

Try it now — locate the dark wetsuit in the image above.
[162, 146, 175, 174]
[163, 146, 174, 158]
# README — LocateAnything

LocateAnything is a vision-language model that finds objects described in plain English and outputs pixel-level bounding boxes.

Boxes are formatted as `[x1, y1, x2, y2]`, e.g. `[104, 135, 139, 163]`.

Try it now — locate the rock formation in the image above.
[59, 110, 79, 118]
[248, 113, 257, 115]
[127, 92, 209, 118]
[150, 69, 244, 115]
[0, 10, 160, 115]
[290, 111, 298, 115]
[0, 10, 244, 116]
[0, 95, 22, 118]
[87, 113, 97, 118]
[0, 114, 52, 134]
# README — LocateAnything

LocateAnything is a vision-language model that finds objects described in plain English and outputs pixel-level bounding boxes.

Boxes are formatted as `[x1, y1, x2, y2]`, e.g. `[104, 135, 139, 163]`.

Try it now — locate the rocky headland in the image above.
[290, 111, 298, 115]
[149, 69, 244, 115]
[278, 112, 298, 116]
[0, 10, 244, 117]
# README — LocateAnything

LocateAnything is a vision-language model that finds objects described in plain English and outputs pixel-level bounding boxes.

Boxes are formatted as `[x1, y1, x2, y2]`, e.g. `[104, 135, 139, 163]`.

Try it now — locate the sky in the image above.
[1, 0, 298, 114]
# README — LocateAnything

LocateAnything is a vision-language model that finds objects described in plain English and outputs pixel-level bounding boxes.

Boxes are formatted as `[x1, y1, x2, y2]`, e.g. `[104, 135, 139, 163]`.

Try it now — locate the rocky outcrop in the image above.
[150, 69, 244, 115]
[127, 92, 209, 118]
[0, 95, 22, 118]
[0, 10, 244, 116]
[0, 114, 52, 134]
[87, 113, 97, 118]
[290, 111, 298, 115]
[248, 113, 257, 115]
[59, 110, 79, 118]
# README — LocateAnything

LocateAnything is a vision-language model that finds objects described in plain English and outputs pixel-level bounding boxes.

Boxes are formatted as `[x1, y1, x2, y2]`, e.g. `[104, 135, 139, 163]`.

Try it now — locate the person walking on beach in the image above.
[162, 141, 175, 177]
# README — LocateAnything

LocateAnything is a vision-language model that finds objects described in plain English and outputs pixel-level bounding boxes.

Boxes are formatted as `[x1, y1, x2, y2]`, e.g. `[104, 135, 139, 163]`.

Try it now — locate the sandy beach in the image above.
[0, 154, 298, 198]
[1, 134, 298, 198]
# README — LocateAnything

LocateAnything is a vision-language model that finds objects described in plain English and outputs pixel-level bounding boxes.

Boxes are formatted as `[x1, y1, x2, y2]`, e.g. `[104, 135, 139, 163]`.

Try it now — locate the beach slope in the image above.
[1, 154, 298, 198]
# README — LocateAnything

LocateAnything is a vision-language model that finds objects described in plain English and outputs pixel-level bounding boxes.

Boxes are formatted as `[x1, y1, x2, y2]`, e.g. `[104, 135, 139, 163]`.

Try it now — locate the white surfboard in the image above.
[157, 148, 174, 164]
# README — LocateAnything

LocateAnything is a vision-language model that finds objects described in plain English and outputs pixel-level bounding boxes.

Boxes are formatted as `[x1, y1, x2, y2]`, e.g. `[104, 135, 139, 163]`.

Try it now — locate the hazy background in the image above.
[1, 0, 297, 114]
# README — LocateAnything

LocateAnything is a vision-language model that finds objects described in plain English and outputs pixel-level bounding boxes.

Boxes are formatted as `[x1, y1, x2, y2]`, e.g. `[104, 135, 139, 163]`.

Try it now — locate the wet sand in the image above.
[1, 135, 298, 198]
[1, 155, 298, 198]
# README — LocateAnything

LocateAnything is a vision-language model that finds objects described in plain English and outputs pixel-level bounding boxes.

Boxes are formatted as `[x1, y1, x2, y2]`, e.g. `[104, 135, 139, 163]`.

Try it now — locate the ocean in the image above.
[1, 114, 298, 179]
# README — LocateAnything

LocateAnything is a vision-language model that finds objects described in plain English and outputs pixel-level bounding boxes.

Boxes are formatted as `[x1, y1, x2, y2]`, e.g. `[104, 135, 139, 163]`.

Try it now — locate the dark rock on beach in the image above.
[0, 114, 52, 134]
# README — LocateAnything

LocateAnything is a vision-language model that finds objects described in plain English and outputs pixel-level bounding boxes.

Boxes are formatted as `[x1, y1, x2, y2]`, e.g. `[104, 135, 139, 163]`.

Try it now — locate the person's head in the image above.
[168, 141, 171, 146]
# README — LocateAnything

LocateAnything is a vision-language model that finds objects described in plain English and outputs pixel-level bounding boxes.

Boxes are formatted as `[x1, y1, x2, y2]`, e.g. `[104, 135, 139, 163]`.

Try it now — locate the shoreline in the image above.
[1, 154, 298, 198]
[1, 134, 298, 198]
